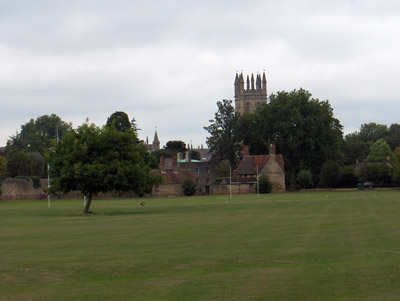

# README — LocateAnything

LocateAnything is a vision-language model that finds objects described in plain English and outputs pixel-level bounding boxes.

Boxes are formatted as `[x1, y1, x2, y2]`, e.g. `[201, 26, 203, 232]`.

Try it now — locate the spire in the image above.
[251, 74, 255, 90]
[240, 72, 244, 91]
[262, 71, 267, 92]
[153, 129, 159, 144]
[152, 128, 160, 151]
[256, 73, 261, 90]
[234, 72, 239, 97]
[246, 75, 250, 91]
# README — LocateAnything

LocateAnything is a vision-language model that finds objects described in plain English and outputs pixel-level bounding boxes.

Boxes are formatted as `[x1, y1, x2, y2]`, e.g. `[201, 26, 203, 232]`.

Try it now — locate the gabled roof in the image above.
[236, 154, 284, 176]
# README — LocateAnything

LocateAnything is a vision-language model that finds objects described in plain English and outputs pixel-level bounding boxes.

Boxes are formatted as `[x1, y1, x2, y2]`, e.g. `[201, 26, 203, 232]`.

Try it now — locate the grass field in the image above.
[1, 190, 400, 300]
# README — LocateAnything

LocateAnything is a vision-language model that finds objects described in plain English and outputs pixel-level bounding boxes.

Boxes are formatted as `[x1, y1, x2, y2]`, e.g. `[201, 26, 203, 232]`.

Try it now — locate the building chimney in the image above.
[269, 144, 276, 156]
[243, 145, 250, 156]
[172, 154, 177, 169]
[185, 151, 191, 162]
[160, 155, 166, 168]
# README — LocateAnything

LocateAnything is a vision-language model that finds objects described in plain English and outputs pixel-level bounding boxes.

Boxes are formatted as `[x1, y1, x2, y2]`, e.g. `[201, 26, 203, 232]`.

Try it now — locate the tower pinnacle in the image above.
[234, 71, 268, 114]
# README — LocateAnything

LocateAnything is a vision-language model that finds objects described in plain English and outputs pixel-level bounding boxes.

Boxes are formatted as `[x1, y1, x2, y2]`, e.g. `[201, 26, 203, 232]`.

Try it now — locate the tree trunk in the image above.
[83, 193, 93, 215]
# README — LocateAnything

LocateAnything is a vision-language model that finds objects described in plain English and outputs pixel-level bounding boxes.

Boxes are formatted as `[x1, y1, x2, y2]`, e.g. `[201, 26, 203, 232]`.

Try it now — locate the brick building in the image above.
[233, 144, 285, 193]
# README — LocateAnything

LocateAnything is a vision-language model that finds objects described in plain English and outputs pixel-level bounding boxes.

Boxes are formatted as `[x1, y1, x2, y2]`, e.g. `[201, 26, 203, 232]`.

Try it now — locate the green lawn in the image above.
[1, 190, 400, 300]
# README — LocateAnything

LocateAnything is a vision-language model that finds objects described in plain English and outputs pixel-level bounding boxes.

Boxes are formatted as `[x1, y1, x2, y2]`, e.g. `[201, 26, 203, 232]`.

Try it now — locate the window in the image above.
[206, 167, 210, 174]
[206, 178, 210, 184]
[195, 168, 199, 174]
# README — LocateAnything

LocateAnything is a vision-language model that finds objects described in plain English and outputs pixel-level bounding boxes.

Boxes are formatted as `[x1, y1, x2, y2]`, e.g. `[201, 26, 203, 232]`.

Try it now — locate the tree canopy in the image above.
[6, 150, 35, 178]
[241, 89, 344, 182]
[366, 139, 392, 163]
[204, 99, 242, 168]
[6, 114, 71, 156]
[164, 140, 187, 153]
[47, 122, 156, 214]
[106, 111, 133, 133]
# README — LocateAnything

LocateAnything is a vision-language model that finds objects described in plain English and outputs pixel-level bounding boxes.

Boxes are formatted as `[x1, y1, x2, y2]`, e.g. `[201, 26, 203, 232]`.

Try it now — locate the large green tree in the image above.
[6, 114, 71, 155]
[164, 140, 187, 153]
[6, 150, 35, 178]
[204, 99, 242, 168]
[106, 111, 132, 133]
[47, 123, 156, 214]
[366, 139, 393, 163]
[343, 132, 369, 165]
[358, 123, 388, 145]
[319, 160, 342, 188]
[243, 89, 344, 183]
[0, 156, 6, 178]
[385, 124, 400, 151]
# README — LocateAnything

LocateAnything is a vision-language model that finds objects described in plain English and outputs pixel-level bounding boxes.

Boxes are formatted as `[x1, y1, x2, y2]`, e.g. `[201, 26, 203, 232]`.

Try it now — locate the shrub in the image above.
[182, 178, 196, 196]
[258, 174, 272, 193]
[32, 177, 41, 189]
[319, 160, 342, 188]
[297, 169, 312, 189]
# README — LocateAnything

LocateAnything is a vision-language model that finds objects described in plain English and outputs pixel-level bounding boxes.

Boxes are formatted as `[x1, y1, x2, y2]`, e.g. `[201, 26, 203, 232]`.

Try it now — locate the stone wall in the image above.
[212, 183, 256, 195]
[151, 184, 184, 197]
[0, 178, 81, 201]
[1, 179, 282, 201]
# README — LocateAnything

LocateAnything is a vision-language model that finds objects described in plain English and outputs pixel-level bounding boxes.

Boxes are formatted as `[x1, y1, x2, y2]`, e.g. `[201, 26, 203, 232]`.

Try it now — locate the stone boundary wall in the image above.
[212, 183, 256, 195]
[0, 178, 81, 201]
[1, 179, 282, 201]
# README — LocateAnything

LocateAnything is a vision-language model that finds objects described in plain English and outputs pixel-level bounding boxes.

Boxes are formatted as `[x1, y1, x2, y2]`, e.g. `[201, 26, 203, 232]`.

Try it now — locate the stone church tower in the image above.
[234, 72, 267, 114]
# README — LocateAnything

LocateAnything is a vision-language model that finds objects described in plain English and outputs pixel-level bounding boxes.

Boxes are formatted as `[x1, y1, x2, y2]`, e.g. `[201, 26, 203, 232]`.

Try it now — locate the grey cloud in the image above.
[1, 0, 400, 146]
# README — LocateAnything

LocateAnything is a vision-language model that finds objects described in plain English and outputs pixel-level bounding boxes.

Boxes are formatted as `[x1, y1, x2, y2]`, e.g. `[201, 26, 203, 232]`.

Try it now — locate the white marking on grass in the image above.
[379, 250, 400, 254]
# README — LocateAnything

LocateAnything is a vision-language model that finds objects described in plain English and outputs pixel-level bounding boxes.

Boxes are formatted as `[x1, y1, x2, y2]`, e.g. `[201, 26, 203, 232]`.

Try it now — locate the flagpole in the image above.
[47, 163, 51, 208]
[230, 166, 232, 199]
[257, 165, 259, 198]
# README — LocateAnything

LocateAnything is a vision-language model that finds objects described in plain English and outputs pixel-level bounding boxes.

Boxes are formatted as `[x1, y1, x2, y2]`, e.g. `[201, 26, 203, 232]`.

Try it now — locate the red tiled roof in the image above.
[235, 154, 285, 176]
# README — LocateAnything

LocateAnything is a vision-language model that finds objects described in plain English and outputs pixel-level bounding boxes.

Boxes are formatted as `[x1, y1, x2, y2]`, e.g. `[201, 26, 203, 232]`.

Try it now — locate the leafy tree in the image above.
[182, 178, 196, 196]
[130, 117, 140, 135]
[243, 89, 343, 183]
[164, 140, 186, 153]
[6, 114, 71, 155]
[339, 165, 358, 188]
[106, 111, 132, 133]
[47, 123, 156, 214]
[319, 160, 342, 188]
[359, 163, 393, 187]
[0, 156, 6, 178]
[297, 169, 312, 189]
[151, 149, 174, 165]
[191, 150, 201, 161]
[237, 112, 269, 155]
[385, 124, 400, 151]
[6, 150, 35, 178]
[27, 152, 45, 177]
[0, 156, 6, 196]
[358, 123, 388, 145]
[258, 174, 272, 193]
[143, 151, 159, 169]
[204, 99, 242, 168]
[366, 139, 392, 163]
[343, 132, 369, 165]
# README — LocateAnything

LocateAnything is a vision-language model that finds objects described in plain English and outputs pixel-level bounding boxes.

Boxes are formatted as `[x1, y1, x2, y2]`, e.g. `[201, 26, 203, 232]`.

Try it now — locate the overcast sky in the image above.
[1, 0, 399, 148]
